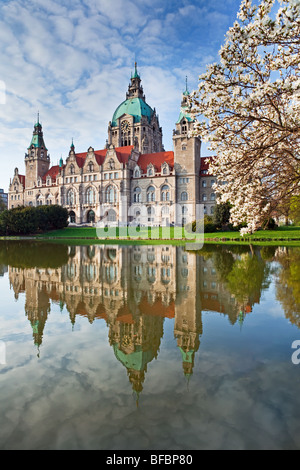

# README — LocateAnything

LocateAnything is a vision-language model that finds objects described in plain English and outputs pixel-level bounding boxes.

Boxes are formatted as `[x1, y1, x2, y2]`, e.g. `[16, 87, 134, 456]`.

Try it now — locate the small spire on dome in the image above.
[132, 61, 140, 79]
[183, 76, 190, 96]
[70, 137, 74, 149]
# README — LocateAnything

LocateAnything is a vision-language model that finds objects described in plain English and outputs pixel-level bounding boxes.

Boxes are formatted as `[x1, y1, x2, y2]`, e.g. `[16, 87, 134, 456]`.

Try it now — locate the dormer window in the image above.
[134, 167, 140, 178]
[147, 165, 154, 177]
[162, 164, 169, 175]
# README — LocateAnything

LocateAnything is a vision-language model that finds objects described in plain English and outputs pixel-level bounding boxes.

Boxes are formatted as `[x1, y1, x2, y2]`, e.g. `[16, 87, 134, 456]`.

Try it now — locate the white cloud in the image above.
[0, 0, 244, 190]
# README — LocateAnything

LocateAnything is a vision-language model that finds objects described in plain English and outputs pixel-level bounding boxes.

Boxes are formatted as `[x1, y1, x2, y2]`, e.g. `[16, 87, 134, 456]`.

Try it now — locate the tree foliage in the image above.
[289, 195, 300, 224]
[213, 201, 232, 227]
[0, 205, 69, 236]
[190, 0, 300, 235]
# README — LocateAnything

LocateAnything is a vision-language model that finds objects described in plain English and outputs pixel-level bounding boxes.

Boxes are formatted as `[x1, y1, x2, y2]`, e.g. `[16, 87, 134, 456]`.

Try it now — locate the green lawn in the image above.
[34, 224, 300, 244]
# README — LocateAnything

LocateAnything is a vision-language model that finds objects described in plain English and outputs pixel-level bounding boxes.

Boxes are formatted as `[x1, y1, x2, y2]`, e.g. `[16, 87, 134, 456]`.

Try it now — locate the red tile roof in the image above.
[19, 175, 25, 186]
[75, 146, 134, 168]
[138, 151, 174, 173]
[43, 165, 60, 182]
[200, 156, 214, 175]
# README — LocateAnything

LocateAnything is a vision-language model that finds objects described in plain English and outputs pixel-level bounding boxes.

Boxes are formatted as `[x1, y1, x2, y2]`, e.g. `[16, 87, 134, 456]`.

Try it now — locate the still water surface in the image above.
[0, 241, 299, 450]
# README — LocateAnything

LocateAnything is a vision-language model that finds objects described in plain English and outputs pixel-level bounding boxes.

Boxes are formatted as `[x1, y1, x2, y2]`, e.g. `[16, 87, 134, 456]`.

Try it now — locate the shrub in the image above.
[0, 205, 69, 236]
[213, 202, 231, 227]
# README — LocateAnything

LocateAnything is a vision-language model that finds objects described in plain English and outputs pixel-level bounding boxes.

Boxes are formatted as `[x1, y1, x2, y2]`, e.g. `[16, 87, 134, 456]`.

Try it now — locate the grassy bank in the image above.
[34, 224, 300, 245]
[1, 225, 299, 246]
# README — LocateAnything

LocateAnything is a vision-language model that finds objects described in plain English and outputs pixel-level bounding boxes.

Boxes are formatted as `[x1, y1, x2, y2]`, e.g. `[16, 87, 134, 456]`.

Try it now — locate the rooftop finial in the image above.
[37, 111, 39, 124]
[132, 60, 140, 79]
[183, 76, 190, 96]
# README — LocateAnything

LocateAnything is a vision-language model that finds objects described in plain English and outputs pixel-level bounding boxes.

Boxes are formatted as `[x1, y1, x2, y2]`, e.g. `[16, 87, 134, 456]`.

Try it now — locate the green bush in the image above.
[213, 202, 231, 227]
[0, 205, 68, 236]
[186, 216, 218, 233]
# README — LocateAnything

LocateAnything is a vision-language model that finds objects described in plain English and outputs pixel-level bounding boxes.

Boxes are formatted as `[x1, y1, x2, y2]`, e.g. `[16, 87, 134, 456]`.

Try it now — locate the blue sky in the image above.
[0, 0, 244, 191]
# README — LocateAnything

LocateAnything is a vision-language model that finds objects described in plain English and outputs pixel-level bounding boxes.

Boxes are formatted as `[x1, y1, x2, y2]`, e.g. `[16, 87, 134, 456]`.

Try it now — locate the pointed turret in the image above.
[25, 114, 50, 188]
[126, 62, 145, 100]
[29, 113, 48, 150]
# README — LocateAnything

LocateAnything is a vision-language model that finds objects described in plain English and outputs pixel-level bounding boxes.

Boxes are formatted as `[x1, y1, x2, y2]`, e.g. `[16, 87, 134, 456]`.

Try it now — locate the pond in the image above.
[0, 241, 299, 450]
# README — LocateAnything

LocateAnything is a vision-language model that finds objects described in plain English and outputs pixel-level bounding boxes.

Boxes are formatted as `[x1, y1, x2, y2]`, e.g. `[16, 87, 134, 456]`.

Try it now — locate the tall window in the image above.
[133, 187, 141, 203]
[161, 185, 170, 202]
[86, 187, 95, 204]
[70, 164, 75, 175]
[105, 185, 117, 204]
[147, 185, 155, 202]
[88, 162, 94, 172]
[181, 191, 188, 201]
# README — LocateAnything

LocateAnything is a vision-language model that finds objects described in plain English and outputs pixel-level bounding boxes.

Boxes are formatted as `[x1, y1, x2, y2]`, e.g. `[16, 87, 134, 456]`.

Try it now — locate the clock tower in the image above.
[108, 63, 164, 154]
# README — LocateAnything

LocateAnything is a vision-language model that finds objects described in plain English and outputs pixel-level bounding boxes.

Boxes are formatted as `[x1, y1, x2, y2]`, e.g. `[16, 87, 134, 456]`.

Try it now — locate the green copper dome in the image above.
[113, 343, 155, 371]
[111, 97, 154, 127]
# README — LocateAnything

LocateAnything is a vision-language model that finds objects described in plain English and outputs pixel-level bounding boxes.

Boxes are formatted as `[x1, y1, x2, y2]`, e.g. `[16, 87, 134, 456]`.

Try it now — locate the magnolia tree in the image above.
[190, 0, 300, 234]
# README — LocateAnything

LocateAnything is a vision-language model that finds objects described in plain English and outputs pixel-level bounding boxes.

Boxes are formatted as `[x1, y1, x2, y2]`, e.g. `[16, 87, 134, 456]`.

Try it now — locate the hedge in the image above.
[0, 205, 69, 236]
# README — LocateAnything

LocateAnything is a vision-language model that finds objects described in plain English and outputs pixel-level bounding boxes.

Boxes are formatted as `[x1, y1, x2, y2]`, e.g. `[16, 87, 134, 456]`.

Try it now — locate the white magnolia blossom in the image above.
[190, 0, 300, 234]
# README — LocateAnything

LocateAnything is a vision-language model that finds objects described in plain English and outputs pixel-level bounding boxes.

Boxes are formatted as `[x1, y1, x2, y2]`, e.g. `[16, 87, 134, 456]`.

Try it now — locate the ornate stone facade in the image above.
[8, 64, 216, 223]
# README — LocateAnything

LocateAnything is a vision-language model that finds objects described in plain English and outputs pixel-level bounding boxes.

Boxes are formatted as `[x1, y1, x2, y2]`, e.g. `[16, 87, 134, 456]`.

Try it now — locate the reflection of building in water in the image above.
[175, 247, 202, 379]
[0, 264, 8, 277]
[8, 245, 247, 391]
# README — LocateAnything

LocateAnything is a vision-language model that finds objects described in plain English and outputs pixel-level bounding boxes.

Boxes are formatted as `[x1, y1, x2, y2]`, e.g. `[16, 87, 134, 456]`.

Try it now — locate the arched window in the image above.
[147, 185, 155, 202]
[202, 193, 207, 201]
[69, 211, 76, 223]
[147, 205, 155, 219]
[161, 184, 170, 202]
[181, 191, 188, 201]
[107, 209, 117, 222]
[70, 164, 75, 175]
[67, 189, 75, 205]
[88, 162, 94, 173]
[86, 187, 95, 204]
[105, 185, 117, 204]
[134, 169, 140, 178]
[210, 193, 216, 201]
[162, 166, 168, 175]
[87, 210, 95, 223]
[133, 187, 141, 203]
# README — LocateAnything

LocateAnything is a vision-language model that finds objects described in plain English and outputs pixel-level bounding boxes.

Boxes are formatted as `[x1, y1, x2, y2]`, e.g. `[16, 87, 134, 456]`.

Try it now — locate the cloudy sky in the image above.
[0, 0, 244, 191]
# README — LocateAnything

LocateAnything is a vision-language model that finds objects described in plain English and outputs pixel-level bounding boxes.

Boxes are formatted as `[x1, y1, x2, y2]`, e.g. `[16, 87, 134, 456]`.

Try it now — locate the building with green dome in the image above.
[108, 63, 164, 154]
[8, 63, 217, 222]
